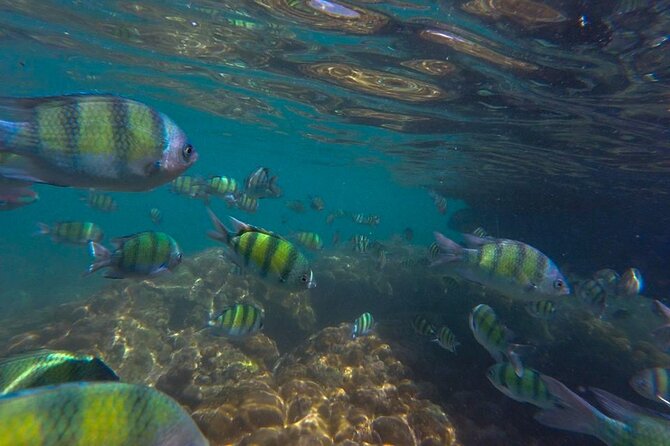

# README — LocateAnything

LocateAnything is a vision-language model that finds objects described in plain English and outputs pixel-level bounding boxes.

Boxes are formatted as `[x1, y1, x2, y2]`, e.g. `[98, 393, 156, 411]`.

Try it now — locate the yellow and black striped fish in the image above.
[233, 193, 258, 213]
[36, 221, 103, 245]
[207, 175, 239, 197]
[352, 312, 374, 338]
[206, 208, 316, 290]
[293, 231, 324, 251]
[170, 175, 207, 199]
[82, 190, 117, 212]
[149, 207, 162, 225]
[434, 325, 459, 352]
[351, 234, 370, 253]
[432, 232, 570, 301]
[352, 213, 380, 226]
[524, 300, 557, 320]
[0, 94, 197, 190]
[412, 315, 436, 337]
[486, 362, 555, 408]
[207, 303, 264, 337]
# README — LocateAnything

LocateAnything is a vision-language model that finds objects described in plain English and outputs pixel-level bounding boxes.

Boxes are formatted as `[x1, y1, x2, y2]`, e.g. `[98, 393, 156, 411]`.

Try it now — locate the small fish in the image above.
[593, 268, 620, 294]
[376, 249, 388, 271]
[0, 382, 209, 445]
[652, 300, 670, 352]
[207, 175, 239, 197]
[170, 175, 207, 198]
[432, 232, 570, 301]
[434, 325, 459, 352]
[472, 227, 489, 238]
[525, 300, 557, 320]
[244, 167, 281, 198]
[87, 231, 182, 279]
[403, 227, 414, 241]
[36, 221, 103, 245]
[82, 190, 117, 212]
[630, 368, 670, 408]
[0, 349, 118, 395]
[617, 268, 644, 297]
[326, 209, 347, 225]
[233, 193, 259, 213]
[352, 312, 374, 338]
[0, 94, 197, 191]
[286, 200, 306, 213]
[352, 213, 381, 226]
[469, 304, 528, 377]
[578, 279, 608, 317]
[207, 303, 265, 337]
[149, 207, 162, 225]
[412, 315, 436, 337]
[486, 363, 555, 408]
[207, 208, 316, 290]
[427, 242, 442, 261]
[536, 375, 670, 446]
[428, 190, 448, 214]
[351, 234, 370, 253]
[309, 195, 325, 211]
[294, 231, 324, 251]
[0, 186, 37, 211]
[331, 230, 341, 247]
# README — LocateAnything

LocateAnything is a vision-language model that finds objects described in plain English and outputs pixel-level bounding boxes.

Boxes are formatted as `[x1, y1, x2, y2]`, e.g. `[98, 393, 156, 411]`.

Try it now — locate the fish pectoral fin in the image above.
[658, 394, 670, 408]
[524, 281, 538, 292]
[143, 160, 161, 176]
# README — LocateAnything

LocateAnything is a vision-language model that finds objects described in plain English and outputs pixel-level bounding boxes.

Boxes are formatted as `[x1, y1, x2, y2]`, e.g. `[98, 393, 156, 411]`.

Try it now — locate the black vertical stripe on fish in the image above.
[533, 250, 548, 284]
[111, 98, 129, 178]
[61, 98, 80, 173]
[148, 231, 159, 271]
[260, 236, 280, 278]
[513, 243, 528, 283]
[149, 107, 165, 153]
[242, 232, 259, 268]
[490, 243, 502, 278]
[279, 247, 298, 283]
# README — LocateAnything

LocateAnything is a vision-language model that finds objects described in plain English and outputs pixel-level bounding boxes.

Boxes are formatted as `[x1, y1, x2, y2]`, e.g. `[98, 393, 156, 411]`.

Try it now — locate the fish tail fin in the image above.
[535, 376, 605, 440]
[269, 176, 281, 197]
[507, 343, 534, 377]
[430, 232, 464, 266]
[206, 207, 231, 244]
[85, 241, 111, 275]
[654, 300, 670, 323]
[34, 222, 50, 236]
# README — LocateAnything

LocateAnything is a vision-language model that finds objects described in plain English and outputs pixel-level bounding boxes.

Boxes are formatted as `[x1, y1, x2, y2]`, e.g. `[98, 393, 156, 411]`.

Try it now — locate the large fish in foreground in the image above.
[0, 381, 209, 446]
[206, 208, 316, 291]
[0, 94, 197, 191]
[432, 232, 570, 301]
[0, 349, 118, 395]
[536, 375, 670, 445]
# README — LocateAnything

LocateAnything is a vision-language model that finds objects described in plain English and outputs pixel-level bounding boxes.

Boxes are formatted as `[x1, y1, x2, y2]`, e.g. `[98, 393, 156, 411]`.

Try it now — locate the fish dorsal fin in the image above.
[0, 95, 123, 122]
[0, 349, 64, 367]
[654, 300, 670, 322]
[110, 235, 136, 248]
[229, 216, 283, 239]
[590, 388, 670, 422]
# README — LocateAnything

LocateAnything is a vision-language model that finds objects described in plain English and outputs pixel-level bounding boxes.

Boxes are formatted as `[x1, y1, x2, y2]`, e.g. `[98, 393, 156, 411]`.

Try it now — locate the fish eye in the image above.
[301, 274, 308, 282]
[553, 279, 564, 289]
[181, 144, 194, 161]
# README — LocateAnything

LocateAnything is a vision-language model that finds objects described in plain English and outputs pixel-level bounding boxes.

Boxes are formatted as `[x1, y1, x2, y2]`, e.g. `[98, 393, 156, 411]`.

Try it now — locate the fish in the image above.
[593, 268, 620, 294]
[486, 363, 555, 408]
[0, 381, 209, 445]
[331, 230, 341, 247]
[206, 175, 239, 197]
[469, 304, 529, 377]
[412, 315, 436, 337]
[293, 231, 324, 251]
[36, 221, 103, 245]
[578, 279, 608, 317]
[286, 200, 306, 213]
[233, 193, 258, 213]
[82, 190, 117, 212]
[0, 94, 197, 191]
[427, 242, 443, 261]
[0, 349, 118, 395]
[351, 234, 371, 253]
[352, 213, 381, 226]
[428, 190, 448, 214]
[149, 207, 162, 225]
[170, 175, 207, 199]
[352, 312, 374, 338]
[87, 231, 182, 279]
[434, 325, 459, 352]
[207, 303, 265, 337]
[376, 249, 388, 271]
[326, 209, 347, 225]
[525, 300, 557, 320]
[432, 232, 570, 301]
[630, 368, 670, 408]
[472, 227, 489, 238]
[244, 167, 281, 198]
[0, 186, 37, 211]
[535, 375, 670, 446]
[652, 300, 670, 352]
[617, 267, 644, 297]
[309, 195, 325, 211]
[206, 208, 316, 290]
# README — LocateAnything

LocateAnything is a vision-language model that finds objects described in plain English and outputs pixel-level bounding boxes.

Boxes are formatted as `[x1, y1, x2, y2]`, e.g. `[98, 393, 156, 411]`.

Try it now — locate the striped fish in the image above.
[351, 234, 370, 253]
[207, 303, 264, 337]
[0, 382, 209, 446]
[630, 367, 670, 408]
[82, 190, 117, 212]
[352, 312, 374, 338]
[170, 175, 207, 199]
[434, 325, 459, 352]
[427, 242, 442, 261]
[412, 315, 436, 337]
[469, 304, 529, 377]
[0, 186, 38, 211]
[0, 350, 118, 395]
[207, 175, 239, 197]
[309, 195, 325, 211]
[294, 231, 324, 251]
[233, 193, 258, 213]
[149, 207, 162, 225]
[0, 94, 197, 191]
[36, 221, 103, 245]
[432, 232, 570, 301]
[472, 227, 489, 238]
[525, 300, 557, 320]
[428, 190, 447, 214]
[87, 231, 182, 279]
[206, 208, 316, 290]
[486, 362, 555, 408]
[352, 213, 380, 226]
[244, 167, 281, 198]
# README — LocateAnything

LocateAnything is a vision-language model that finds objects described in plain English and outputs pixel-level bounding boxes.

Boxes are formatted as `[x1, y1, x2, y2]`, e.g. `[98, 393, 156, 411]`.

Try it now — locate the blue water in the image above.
[1, 1, 669, 445]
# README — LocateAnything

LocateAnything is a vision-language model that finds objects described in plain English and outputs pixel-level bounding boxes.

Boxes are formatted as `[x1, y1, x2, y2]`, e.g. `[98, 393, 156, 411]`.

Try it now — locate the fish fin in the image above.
[431, 232, 464, 264]
[86, 241, 111, 275]
[268, 176, 281, 197]
[590, 387, 670, 421]
[34, 222, 50, 236]
[657, 394, 670, 408]
[206, 207, 231, 244]
[507, 343, 534, 377]
[654, 300, 670, 322]
[535, 376, 603, 438]
[0, 166, 45, 184]
[110, 235, 135, 249]
[229, 215, 281, 238]
[144, 160, 161, 176]
[461, 233, 491, 247]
